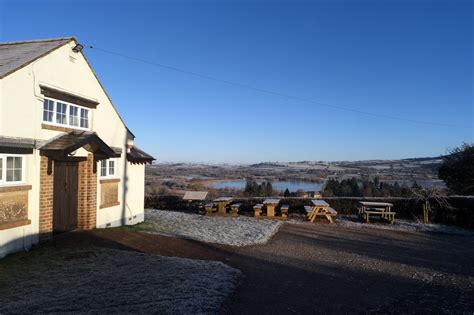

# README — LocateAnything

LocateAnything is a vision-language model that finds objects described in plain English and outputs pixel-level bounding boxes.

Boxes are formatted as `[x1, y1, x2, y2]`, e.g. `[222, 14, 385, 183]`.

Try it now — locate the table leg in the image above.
[326, 214, 334, 223]
[218, 202, 226, 214]
[267, 205, 275, 217]
[310, 207, 318, 223]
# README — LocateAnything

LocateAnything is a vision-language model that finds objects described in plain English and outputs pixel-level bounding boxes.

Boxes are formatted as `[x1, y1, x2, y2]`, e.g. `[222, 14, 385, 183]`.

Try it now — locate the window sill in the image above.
[99, 178, 120, 184]
[0, 219, 31, 231]
[99, 201, 120, 209]
[0, 184, 32, 193]
[41, 123, 89, 133]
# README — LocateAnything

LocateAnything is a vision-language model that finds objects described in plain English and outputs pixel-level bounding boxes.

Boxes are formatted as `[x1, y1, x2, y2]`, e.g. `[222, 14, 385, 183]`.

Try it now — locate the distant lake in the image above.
[210, 179, 443, 192]
[211, 180, 324, 192]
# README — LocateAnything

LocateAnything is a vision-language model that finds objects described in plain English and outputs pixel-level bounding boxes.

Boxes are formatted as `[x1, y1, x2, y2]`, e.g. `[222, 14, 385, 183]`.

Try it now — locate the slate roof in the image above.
[0, 38, 74, 79]
[127, 146, 155, 164]
[0, 136, 35, 154]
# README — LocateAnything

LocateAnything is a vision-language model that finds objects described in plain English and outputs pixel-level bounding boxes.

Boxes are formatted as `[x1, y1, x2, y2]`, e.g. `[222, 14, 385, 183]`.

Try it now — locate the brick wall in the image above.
[77, 154, 97, 230]
[38, 154, 98, 241]
[39, 156, 54, 241]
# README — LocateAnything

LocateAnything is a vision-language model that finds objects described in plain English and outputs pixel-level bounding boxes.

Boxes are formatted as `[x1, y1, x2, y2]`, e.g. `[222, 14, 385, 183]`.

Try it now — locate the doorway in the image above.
[53, 161, 79, 234]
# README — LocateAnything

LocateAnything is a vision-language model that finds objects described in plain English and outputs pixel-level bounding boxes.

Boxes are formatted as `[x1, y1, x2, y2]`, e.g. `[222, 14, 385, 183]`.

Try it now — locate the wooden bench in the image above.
[230, 203, 242, 216]
[253, 204, 263, 217]
[280, 205, 289, 219]
[204, 202, 216, 215]
[359, 202, 396, 224]
[362, 210, 396, 224]
[305, 205, 337, 223]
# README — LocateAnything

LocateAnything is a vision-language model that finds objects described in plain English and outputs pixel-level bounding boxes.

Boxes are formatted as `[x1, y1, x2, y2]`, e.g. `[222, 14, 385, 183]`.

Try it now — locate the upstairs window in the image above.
[100, 159, 116, 178]
[56, 102, 67, 124]
[80, 108, 89, 128]
[69, 106, 79, 127]
[43, 99, 54, 122]
[0, 155, 24, 185]
[42, 98, 90, 130]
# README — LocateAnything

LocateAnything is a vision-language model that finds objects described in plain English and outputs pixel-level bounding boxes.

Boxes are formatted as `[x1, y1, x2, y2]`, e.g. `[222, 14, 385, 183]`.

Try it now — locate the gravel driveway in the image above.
[2, 214, 472, 314]
[71, 222, 474, 314]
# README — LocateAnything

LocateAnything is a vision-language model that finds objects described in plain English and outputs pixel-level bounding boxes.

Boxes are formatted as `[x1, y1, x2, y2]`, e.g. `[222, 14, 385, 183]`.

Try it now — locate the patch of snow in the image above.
[0, 248, 241, 314]
[146, 209, 283, 246]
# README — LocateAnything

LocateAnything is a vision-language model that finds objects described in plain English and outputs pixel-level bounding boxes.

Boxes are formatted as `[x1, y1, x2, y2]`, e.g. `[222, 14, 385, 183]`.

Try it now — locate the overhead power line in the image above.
[86, 45, 469, 129]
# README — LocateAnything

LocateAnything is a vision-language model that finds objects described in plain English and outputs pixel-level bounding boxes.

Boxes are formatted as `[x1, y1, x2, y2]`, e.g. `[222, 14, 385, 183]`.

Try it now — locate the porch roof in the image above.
[39, 130, 119, 159]
[127, 146, 155, 164]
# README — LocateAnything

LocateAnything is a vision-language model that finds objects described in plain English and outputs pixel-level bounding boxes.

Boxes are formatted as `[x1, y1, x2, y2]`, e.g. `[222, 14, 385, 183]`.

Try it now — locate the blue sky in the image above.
[1, 0, 472, 163]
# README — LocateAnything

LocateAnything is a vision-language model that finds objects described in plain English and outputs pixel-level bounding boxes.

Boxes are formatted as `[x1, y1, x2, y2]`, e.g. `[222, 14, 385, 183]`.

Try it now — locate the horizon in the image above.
[153, 154, 444, 165]
[1, 0, 472, 163]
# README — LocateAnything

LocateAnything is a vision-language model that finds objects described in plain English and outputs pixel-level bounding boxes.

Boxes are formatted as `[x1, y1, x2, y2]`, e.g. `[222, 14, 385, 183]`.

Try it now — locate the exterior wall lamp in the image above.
[72, 43, 84, 53]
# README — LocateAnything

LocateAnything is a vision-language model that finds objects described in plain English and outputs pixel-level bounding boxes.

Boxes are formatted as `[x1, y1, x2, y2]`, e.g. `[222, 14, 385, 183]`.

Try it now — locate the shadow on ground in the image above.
[1, 222, 473, 314]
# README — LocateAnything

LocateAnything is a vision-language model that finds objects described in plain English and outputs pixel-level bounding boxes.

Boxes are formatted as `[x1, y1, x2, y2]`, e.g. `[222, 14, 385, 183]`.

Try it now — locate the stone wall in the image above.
[0, 185, 31, 231]
[99, 178, 120, 209]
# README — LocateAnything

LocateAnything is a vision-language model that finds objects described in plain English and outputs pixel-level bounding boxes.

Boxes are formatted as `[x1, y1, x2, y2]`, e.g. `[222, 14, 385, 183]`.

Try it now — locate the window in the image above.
[80, 108, 89, 128]
[69, 105, 79, 127]
[100, 159, 116, 178]
[43, 99, 54, 122]
[0, 155, 24, 184]
[108, 160, 115, 176]
[56, 102, 67, 124]
[100, 160, 107, 177]
[42, 98, 90, 130]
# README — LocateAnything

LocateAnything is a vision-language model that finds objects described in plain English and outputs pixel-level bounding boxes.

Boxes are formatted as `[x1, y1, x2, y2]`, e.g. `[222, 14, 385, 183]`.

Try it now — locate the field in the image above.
[145, 157, 445, 197]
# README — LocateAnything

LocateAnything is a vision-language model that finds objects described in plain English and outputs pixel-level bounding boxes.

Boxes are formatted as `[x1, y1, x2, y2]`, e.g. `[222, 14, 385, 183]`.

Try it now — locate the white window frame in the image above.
[0, 154, 26, 186]
[42, 97, 91, 131]
[100, 158, 116, 178]
[43, 99, 55, 123]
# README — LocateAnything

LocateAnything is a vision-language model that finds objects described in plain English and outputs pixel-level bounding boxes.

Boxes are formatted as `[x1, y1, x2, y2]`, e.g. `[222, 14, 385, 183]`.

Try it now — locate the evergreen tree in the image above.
[283, 188, 291, 197]
[412, 181, 422, 189]
[264, 181, 273, 196]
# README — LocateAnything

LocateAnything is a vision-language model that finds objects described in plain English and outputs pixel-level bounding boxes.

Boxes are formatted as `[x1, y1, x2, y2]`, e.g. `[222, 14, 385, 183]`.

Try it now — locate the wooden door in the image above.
[53, 161, 78, 234]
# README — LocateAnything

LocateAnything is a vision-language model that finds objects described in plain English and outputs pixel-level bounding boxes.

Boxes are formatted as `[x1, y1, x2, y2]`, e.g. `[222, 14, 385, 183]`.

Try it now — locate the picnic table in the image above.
[183, 191, 208, 201]
[213, 197, 233, 214]
[263, 198, 281, 217]
[305, 199, 337, 223]
[358, 201, 395, 224]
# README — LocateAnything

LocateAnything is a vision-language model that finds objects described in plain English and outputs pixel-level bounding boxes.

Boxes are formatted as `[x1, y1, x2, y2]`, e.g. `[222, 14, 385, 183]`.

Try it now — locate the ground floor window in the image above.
[100, 159, 116, 178]
[0, 154, 25, 185]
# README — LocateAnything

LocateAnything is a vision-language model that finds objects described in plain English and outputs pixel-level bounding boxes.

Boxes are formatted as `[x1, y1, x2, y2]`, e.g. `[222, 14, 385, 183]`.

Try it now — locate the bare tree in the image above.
[411, 188, 453, 224]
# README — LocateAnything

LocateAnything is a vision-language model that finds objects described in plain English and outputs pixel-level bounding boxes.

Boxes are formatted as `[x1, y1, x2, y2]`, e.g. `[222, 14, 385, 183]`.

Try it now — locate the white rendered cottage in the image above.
[0, 37, 154, 258]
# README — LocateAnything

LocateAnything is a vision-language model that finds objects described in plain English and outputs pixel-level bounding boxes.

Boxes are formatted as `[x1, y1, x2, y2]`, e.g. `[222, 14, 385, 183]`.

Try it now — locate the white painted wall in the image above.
[0, 151, 40, 258]
[0, 40, 148, 257]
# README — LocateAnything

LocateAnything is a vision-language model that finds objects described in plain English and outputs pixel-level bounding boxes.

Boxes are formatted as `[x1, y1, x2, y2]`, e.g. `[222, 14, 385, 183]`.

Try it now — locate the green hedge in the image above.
[145, 195, 474, 229]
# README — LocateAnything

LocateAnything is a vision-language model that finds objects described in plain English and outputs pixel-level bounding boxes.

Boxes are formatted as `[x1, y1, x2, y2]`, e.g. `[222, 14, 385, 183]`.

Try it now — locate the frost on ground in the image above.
[0, 248, 241, 314]
[145, 209, 283, 246]
[337, 216, 474, 236]
[289, 214, 473, 236]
